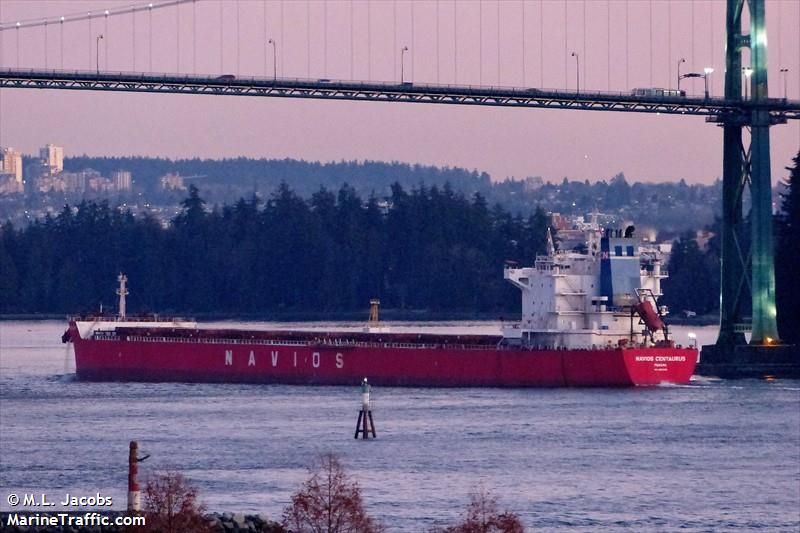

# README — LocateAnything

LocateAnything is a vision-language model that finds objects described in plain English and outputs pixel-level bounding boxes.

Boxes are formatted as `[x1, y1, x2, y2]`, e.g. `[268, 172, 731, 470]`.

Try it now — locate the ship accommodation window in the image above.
[626, 246, 634, 256]
[614, 245, 622, 256]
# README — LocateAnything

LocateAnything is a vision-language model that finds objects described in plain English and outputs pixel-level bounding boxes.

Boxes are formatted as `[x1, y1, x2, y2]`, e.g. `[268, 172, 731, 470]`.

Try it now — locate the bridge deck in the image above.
[2, 69, 798, 120]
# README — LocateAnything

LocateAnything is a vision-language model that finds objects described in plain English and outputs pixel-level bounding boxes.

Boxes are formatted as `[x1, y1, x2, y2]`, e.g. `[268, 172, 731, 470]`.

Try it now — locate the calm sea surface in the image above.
[0, 321, 798, 531]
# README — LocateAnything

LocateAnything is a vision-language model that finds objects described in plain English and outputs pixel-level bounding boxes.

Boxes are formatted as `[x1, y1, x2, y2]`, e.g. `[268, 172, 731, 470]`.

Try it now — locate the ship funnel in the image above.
[116, 273, 129, 320]
[368, 299, 380, 325]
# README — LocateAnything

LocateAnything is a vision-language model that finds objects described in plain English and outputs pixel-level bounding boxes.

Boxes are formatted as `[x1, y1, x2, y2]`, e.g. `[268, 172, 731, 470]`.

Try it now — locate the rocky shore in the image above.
[0, 512, 284, 533]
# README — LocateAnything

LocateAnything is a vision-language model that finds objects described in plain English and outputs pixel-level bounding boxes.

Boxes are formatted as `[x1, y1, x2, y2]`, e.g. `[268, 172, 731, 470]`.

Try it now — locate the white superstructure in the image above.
[503, 215, 669, 349]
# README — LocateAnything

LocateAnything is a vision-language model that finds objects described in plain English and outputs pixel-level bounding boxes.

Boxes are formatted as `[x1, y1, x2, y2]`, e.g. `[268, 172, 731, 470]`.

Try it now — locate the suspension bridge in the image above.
[0, 0, 799, 365]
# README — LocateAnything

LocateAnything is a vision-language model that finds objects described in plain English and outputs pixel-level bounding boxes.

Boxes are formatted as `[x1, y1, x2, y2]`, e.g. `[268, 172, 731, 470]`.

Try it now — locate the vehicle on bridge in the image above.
[631, 87, 686, 98]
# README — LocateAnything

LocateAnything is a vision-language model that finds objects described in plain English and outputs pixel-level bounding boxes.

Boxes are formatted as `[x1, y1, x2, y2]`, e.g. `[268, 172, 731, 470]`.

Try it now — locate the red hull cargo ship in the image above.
[65, 218, 697, 387]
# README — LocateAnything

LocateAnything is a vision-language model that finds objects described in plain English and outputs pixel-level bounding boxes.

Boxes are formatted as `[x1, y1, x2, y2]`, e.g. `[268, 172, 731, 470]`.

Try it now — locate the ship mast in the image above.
[117, 273, 129, 320]
[546, 227, 556, 256]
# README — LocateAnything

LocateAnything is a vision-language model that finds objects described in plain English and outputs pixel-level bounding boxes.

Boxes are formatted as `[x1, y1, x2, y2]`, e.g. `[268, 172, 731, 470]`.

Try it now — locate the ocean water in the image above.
[0, 321, 798, 531]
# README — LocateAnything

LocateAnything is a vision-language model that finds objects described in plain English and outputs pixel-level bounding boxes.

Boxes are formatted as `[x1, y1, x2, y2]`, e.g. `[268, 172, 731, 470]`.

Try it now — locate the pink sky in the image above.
[0, 0, 798, 185]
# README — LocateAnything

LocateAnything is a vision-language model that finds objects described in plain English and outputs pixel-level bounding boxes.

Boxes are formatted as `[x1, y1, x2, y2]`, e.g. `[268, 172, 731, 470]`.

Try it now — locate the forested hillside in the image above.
[0, 182, 548, 315]
[59, 156, 722, 233]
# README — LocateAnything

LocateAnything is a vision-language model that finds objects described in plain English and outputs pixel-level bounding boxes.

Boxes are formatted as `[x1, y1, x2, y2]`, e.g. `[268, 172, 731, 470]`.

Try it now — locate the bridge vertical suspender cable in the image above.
[607, 0, 610, 91]
[325, 0, 329, 78]
[564, 1, 567, 89]
[368, 0, 372, 81]
[436, 0, 440, 84]
[668, 0, 671, 88]
[60, 18, 64, 69]
[393, 0, 397, 81]
[306, 0, 310, 79]
[690, 0, 695, 93]
[263, 0, 267, 77]
[582, 0, 586, 91]
[497, 0, 500, 85]
[521, 0, 525, 87]
[709, 1, 714, 95]
[193, 0, 196, 75]
[219, 0, 223, 74]
[237, 0, 240, 76]
[280, 0, 284, 77]
[539, 0, 543, 88]
[649, 0, 653, 87]
[44, 21, 48, 69]
[625, 0, 628, 89]
[177, 2, 181, 73]
[479, 0, 482, 85]
[349, 0, 353, 80]
[0, 2, 3, 68]
[104, 12, 108, 71]
[86, 15, 91, 70]
[411, 0, 415, 81]
[454, 0, 458, 84]
[777, 0, 781, 74]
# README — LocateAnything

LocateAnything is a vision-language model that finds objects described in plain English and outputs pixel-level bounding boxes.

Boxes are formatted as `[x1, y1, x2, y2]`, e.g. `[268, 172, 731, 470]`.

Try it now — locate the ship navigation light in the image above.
[687, 332, 697, 349]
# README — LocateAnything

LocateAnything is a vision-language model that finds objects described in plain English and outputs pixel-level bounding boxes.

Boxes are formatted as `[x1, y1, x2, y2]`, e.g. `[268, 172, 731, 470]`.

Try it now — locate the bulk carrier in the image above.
[64, 218, 697, 387]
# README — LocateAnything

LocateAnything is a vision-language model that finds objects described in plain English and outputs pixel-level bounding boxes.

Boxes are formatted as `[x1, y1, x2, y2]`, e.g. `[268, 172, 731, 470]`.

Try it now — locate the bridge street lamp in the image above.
[400, 46, 409, 83]
[571, 51, 579, 93]
[703, 67, 714, 99]
[780, 68, 789, 101]
[96, 34, 104, 74]
[676, 57, 686, 91]
[268, 39, 277, 83]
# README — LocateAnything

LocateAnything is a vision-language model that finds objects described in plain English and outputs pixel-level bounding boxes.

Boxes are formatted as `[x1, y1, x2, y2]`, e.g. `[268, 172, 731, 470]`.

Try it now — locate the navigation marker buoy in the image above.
[354, 378, 376, 439]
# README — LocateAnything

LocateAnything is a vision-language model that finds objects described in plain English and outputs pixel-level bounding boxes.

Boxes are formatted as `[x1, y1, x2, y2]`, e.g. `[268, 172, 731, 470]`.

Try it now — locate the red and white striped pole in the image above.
[128, 441, 140, 511]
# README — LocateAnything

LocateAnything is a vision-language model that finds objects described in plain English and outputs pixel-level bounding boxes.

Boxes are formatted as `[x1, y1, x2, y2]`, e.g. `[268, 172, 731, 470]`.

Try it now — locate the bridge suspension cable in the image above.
[0, 0, 194, 32]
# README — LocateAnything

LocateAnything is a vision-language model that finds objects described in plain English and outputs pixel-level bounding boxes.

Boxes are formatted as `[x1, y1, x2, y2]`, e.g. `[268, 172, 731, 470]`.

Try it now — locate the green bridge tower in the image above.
[715, 0, 783, 348]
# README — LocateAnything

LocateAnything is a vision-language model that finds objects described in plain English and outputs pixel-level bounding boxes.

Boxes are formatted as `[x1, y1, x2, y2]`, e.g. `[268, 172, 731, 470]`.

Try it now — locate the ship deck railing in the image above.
[72, 314, 192, 323]
[100, 333, 505, 351]
[90, 333, 689, 351]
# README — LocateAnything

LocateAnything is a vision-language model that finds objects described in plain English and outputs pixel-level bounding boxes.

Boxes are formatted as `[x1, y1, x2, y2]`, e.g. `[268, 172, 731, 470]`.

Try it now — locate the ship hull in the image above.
[69, 324, 697, 387]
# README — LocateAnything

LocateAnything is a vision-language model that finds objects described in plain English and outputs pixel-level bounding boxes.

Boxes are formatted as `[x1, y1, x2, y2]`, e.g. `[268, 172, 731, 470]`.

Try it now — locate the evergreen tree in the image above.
[775, 151, 800, 342]
[662, 232, 717, 315]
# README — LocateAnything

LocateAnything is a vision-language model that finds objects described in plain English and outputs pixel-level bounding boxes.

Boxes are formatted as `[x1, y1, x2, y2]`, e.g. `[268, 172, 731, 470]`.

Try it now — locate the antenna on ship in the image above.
[117, 273, 129, 320]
